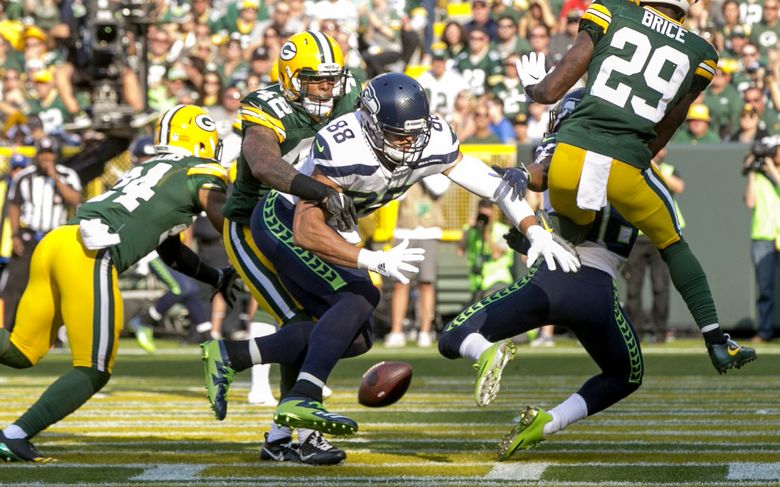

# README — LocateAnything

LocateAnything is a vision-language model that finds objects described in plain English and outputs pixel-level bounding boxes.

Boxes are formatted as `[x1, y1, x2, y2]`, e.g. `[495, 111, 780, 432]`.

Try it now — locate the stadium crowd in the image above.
[0, 0, 778, 344]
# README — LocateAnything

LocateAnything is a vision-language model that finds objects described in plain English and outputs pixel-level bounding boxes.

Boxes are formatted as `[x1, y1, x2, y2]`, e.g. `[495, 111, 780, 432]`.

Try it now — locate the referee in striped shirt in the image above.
[1, 136, 82, 330]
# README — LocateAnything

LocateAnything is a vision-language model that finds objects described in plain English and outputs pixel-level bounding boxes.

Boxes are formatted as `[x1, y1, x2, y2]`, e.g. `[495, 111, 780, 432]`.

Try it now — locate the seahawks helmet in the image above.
[129, 135, 156, 165]
[358, 73, 431, 168]
[547, 88, 585, 135]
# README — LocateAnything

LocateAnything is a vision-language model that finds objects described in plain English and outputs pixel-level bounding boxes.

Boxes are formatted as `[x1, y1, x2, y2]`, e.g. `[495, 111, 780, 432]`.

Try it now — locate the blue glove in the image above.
[493, 164, 531, 199]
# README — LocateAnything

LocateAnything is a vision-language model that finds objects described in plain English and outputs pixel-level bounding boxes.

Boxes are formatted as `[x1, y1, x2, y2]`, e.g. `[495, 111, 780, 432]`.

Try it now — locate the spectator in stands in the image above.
[526, 101, 550, 143]
[622, 147, 685, 344]
[456, 27, 504, 97]
[220, 35, 249, 84]
[704, 65, 743, 139]
[464, 0, 498, 40]
[549, 10, 581, 65]
[487, 96, 516, 144]
[734, 43, 762, 92]
[1, 136, 81, 330]
[734, 103, 764, 143]
[147, 27, 176, 89]
[465, 101, 502, 144]
[494, 15, 530, 59]
[417, 47, 469, 122]
[744, 139, 780, 343]
[386, 177, 450, 348]
[286, 0, 311, 33]
[0, 38, 21, 73]
[750, 0, 780, 62]
[27, 69, 69, 135]
[310, 0, 359, 34]
[149, 66, 188, 112]
[190, 0, 222, 31]
[528, 24, 552, 60]
[512, 112, 532, 144]
[671, 104, 721, 144]
[451, 90, 477, 141]
[255, 3, 295, 39]
[0, 154, 29, 271]
[0, 69, 27, 115]
[248, 46, 274, 85]
[491, 54, 529, 121]
[518, 0, 556, 40]
[260, 25, 283, 62]
[334, 31, 368, 85]
[716, 0, 743, 47]
[360, 0, 405, 78]
[744, 85, 780, 135]
[457, 199, 514, 302]
[442, 21, 467, 59]
[201, 69, 224, 109]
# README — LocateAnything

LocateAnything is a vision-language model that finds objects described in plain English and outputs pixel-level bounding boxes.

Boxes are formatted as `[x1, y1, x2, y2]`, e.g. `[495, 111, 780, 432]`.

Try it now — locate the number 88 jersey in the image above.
[556, 0, 718, 170]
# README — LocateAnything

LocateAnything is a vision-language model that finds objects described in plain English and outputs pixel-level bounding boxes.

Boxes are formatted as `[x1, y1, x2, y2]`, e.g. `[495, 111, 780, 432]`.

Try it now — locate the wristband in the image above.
[290, 174, 330, 202]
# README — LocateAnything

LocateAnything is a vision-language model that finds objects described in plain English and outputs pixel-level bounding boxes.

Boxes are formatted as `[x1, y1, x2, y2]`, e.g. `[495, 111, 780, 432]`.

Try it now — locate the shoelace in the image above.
[310, 434, 333, 452]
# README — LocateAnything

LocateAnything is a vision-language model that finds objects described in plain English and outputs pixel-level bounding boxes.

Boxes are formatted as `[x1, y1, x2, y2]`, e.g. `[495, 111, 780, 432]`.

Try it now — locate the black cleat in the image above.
[297, 431, 346, 466]
[707, 334, 757, 374]
[259, 433, 300, 462]
[0, 432, 53, 462]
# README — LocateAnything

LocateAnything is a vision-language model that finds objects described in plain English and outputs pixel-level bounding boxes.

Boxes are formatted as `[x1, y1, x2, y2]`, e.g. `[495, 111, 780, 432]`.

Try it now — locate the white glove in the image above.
[516, 52, 549, 95]
[357, 239, 426, 284]
[525, 225, 581, 273]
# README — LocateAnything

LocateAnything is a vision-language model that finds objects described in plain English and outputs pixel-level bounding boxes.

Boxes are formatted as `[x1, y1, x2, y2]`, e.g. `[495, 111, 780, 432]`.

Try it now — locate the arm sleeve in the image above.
[691, 46, 718, 93]
[239, 94, 288, 143]
[157, 236, 222, 287]
[579, 0, 612, 44]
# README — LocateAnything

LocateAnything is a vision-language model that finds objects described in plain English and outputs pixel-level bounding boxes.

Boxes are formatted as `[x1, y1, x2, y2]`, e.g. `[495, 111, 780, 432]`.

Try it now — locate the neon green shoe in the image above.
[201, 340, 235, 421]
[274, 398, 358, 436]
[497, 406, 553, 461]
[134, 324, 156, 354]
[473, 340, 516, 407]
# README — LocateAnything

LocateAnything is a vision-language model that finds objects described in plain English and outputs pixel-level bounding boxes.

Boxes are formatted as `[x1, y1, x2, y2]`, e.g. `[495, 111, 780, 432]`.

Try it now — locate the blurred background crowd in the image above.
[0, 0, 778, 348]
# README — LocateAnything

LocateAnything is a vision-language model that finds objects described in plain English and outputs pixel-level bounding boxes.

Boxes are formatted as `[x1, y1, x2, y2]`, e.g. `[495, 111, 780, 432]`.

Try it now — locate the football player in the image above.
[515, 0, 756, 371]
[0, 105, 236, 462]
[219, 30, 360, 465]
[201, 73, 580, 443]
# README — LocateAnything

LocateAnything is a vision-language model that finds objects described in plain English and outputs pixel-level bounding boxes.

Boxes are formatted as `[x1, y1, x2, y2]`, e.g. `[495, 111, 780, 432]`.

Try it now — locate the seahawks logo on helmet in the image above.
[280, 41, 297, 61]
[360, 84, 380, 115]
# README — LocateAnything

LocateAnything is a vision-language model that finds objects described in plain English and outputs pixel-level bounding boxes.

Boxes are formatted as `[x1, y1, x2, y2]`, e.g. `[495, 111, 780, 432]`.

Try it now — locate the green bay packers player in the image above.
[0, 105, 236, 462]
[217, 31, 359, 465]
[515, 0, 756, 371]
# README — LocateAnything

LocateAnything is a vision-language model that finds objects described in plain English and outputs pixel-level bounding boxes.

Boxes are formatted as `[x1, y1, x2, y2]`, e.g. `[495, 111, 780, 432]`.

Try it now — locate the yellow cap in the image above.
[23, 25, 47, 42]
[687, 104, 710, 122]
[718, 58, 739, 75]
[241, 0, 259, 9]
[32, 69, 52, 84]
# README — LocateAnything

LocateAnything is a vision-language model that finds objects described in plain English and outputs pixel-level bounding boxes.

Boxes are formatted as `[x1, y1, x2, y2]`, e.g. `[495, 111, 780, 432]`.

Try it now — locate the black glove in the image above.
[214, 266, 239, 308]
[504, 227, 531, 254]
[321, 188, 358, 232]
[493, 164, 531, 199]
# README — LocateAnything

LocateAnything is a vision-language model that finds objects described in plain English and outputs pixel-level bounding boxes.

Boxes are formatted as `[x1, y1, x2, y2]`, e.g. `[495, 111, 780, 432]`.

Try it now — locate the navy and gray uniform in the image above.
[439, 138, 644, 415]
[249, 112, 459, 382]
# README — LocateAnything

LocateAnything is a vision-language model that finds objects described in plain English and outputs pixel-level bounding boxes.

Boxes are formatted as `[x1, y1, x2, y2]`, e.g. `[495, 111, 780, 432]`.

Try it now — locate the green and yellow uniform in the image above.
[223, 77, 359, 323]
[454, 48, 504, 97]
[13, 154, 226, 371]
[549, 0, 717, 249]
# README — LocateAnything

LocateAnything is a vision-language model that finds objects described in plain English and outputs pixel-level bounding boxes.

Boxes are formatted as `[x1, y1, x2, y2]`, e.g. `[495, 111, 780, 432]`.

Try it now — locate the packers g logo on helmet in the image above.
[277, 31, 347, 119]
[155, 104, 222, 160]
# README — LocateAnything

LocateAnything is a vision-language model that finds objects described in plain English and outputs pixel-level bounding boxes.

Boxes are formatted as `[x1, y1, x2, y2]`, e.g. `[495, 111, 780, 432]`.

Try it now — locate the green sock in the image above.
[0, 330, 33, 369]
[660, 240, 723, 343]
[16, 367, 110, 438]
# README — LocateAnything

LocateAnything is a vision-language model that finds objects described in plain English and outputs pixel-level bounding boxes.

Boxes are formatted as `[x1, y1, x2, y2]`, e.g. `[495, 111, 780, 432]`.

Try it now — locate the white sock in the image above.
[267, 423, 292, 443]
[459, 333, 492, 361]
[3, 424, 28, 439]
[298, 428, 314, 443]
[148, 305, 162, 322]
[543, 393, 588, 435]
[195, 321, 213, 333]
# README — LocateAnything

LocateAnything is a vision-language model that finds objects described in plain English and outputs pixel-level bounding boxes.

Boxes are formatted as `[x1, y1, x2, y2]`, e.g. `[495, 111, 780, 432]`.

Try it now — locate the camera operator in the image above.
[743, 136, 780, 343]
[457, 199, 514, 302]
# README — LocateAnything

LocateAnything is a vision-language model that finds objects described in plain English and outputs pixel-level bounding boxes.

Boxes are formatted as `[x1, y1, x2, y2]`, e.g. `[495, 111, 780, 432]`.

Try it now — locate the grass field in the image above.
[1, 338, 779, 486]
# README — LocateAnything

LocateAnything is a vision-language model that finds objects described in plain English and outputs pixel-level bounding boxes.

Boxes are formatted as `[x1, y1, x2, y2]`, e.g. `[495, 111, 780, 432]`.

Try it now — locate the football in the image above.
[358, 361, 413, 407]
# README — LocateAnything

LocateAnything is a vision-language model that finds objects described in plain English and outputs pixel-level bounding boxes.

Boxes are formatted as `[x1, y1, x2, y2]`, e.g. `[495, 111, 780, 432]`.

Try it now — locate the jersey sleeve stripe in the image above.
[317, 163, 378, 178]
[582, 12, 610, 32]
[239, 109, 286, 142]
[188, 164, 228, 183]
[701, 59, 717, 71]
[694, 67, 714, 81]
[587, 3, 612, 20]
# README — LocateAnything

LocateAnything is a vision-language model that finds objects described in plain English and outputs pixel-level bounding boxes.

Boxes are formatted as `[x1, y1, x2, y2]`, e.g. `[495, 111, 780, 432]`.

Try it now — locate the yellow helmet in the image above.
[154, 104, 221, 160]
[277, 31, 347, 118]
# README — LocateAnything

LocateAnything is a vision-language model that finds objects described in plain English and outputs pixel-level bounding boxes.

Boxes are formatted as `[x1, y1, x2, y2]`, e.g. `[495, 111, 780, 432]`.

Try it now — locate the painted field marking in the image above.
[131, 464, 207, 481]
[485, 462, 550, 480]
[728, 462, 780, 480]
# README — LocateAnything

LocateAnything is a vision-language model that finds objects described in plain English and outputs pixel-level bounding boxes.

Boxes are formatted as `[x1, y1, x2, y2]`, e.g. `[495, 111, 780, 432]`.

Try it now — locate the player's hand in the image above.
[322, 188, 358, 232]
[214, 266, 240, 308]
[357, 239, 426, 284]
[525, 225, 580, 273]
[517, 52, 549, 98]
[493, 164, 531, 199]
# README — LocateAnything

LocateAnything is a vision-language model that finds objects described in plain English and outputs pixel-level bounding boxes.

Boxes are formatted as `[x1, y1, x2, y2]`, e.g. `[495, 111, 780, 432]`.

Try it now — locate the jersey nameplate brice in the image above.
[641, 9, 685, 42]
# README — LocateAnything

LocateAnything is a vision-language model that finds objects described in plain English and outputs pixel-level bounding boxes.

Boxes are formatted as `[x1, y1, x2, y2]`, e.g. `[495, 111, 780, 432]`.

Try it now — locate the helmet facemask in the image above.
[364, 112, 431, 169]
[286, 64, 347, 119]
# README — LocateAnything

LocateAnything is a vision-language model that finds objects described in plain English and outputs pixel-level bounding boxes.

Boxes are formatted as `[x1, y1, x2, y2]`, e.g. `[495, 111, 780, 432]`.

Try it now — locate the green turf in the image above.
[0, 338, 778, 485]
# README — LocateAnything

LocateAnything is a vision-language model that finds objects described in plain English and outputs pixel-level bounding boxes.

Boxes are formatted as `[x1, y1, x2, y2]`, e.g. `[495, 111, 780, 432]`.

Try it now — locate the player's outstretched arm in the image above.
[199, 188, 227, 233]
[522, 32, 593, 105]
[243, 125, 357, 231]
[445, 153, 580, 272]
[292, 172, 424, 284]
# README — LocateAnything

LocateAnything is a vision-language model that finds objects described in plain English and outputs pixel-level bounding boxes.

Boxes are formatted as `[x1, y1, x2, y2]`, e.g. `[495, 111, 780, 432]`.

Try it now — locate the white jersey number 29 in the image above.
[590, 27, 689, 123]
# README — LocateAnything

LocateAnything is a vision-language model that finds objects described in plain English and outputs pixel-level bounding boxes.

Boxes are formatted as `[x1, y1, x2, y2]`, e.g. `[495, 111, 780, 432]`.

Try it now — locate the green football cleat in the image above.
[497, 406, 552, 461]
[134, 324, 156, 354]
[201, 340, 235, 421]
[473, 340, 516, 407]
[706, 334, 757, 374]
[274, 398, 358, 436]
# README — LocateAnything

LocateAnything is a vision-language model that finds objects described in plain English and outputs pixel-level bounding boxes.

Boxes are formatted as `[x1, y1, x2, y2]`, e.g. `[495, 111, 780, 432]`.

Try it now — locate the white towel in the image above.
[79, 218, 121, 250]
[576, 151, 612, 211]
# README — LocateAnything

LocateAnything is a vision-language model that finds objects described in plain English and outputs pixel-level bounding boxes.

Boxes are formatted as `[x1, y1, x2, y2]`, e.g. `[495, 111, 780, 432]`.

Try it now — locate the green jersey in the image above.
[557, 0, 719, 169]
[454, 48, 505, 97]
[72, 155, 227, 273]
[223, 78, 360, 224]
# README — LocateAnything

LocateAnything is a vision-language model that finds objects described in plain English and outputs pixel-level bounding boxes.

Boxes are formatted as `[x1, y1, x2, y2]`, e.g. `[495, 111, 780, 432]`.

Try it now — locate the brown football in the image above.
[358, 361, 413, 407]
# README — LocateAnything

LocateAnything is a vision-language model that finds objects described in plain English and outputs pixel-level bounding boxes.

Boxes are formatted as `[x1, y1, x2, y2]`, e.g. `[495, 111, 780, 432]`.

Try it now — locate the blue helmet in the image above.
[129, 135, 156, 165]
[358, 73, 432, 168]
[9, 153, 29, 169]
[548, 87, 585, 134]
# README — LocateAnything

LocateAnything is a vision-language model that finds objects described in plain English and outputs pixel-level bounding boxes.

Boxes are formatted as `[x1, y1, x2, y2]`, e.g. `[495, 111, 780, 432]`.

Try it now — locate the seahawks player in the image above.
[218, 30, 359, 466]
[0, 105, 236, 462]
[516, 0, 756, 371]
[202, 73, 580, 441]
